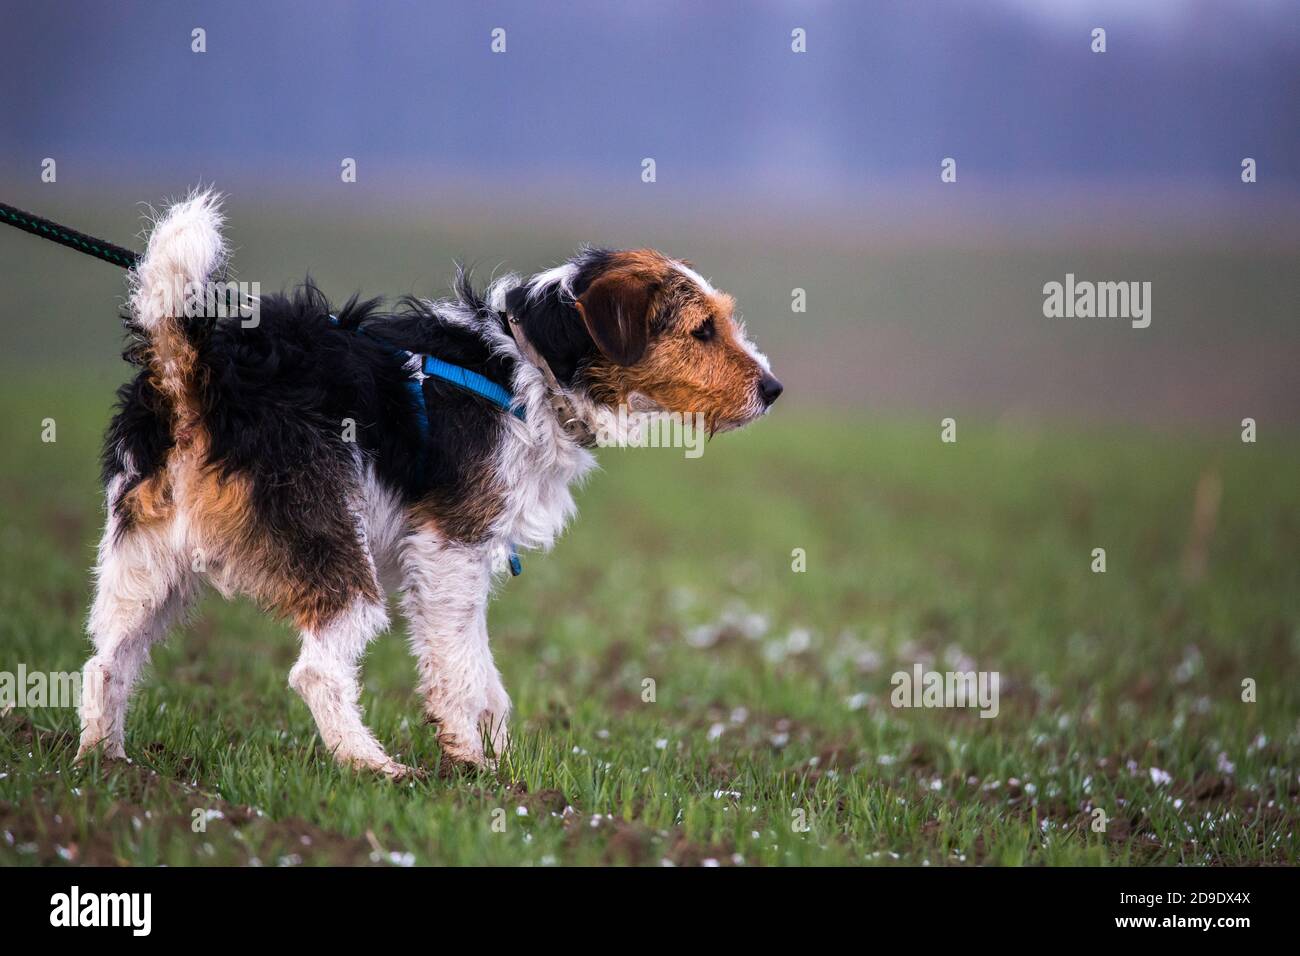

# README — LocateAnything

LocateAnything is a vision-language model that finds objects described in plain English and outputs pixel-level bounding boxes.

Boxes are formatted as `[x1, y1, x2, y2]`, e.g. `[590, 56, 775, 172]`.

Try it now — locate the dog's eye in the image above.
[691, 318, 715, 342]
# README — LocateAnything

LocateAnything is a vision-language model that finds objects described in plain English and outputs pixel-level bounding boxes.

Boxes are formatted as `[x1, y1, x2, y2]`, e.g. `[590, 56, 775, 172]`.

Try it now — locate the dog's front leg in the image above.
[399, 532, 511, 768]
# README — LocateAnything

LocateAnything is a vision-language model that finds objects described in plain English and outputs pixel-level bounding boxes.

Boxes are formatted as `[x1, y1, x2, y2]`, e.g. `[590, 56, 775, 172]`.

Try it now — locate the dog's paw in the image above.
[74, 740, 128, 764]
[435, 749, 487, 779]
[377, 760, 427, 782]
[429, 705, 511, 775]
[433, 730, 492, 775]
[339, 752, 425, 782]
[75, 726, 127, 764]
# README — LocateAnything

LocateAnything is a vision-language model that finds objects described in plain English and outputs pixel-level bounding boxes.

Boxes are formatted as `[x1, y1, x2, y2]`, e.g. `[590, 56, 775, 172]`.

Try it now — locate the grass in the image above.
[1, 376, 1297, 866]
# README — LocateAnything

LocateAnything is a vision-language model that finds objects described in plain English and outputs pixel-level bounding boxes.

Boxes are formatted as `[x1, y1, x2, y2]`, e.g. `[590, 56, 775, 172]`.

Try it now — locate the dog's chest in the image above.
[491, 426, 596, 554]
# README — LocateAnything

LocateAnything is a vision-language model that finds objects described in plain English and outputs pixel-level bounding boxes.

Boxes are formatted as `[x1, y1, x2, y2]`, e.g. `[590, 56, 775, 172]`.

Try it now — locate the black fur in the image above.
[102, 275, 530, 543]
[100, 371, 173, 536]
[505, 248, 615, 386]
[194, 282, 423, 494]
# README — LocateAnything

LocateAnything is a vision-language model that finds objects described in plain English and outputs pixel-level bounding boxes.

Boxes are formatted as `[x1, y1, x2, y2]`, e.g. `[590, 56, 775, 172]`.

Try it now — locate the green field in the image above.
[2, 375, 1296, 866]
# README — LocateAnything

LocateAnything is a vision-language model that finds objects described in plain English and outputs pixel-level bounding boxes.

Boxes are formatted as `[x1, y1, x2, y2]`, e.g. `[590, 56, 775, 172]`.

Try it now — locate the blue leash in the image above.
[330, 314, 524, 575]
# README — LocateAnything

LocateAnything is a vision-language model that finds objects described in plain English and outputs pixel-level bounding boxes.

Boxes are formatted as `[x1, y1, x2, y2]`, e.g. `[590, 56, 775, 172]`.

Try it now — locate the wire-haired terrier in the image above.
[77, 191, 782, 776]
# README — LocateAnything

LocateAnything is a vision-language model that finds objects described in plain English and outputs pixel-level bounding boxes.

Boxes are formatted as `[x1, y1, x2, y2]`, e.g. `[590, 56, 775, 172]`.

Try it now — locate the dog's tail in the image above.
[128, 189, 227, 411]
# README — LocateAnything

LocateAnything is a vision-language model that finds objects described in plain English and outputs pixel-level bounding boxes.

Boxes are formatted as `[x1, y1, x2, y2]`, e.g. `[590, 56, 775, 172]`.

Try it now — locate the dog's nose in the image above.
[758, 373, 784, 407]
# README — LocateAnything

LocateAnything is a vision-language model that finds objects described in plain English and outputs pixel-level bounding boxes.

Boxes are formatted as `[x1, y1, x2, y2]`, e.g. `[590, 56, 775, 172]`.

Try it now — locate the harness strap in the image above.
[421, 354, 525, 419]
[329, 314, 524, 576]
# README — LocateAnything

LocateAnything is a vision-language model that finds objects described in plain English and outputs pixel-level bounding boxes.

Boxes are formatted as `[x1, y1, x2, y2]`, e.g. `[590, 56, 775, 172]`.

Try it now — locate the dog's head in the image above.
[507, 249, 781, 434]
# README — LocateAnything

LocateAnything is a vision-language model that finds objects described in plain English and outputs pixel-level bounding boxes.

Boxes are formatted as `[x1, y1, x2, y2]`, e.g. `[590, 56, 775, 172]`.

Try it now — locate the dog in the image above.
[76, 191, 782, 776]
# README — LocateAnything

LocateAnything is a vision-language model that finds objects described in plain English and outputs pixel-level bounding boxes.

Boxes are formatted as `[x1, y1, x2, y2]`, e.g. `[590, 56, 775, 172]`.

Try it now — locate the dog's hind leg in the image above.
[288, 597, 416, 778]
[399, 530, 510, 769]
[78, 495, 195, 760]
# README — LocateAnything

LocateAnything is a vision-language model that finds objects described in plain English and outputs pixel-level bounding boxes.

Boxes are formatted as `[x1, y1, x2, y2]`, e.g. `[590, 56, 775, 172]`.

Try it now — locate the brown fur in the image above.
[117, 471, 174, 528]
[409, 471, 506, 544]
[126, 426, 381, 633]
[582, 251, 764, 433]
[142, 310, 209, 442]
[575, 250, 672, 365]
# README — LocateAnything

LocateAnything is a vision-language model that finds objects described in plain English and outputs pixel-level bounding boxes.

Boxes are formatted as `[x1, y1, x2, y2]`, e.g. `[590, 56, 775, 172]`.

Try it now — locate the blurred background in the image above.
[2, 1, 1299, 869]
[2, 0, 1297, 426]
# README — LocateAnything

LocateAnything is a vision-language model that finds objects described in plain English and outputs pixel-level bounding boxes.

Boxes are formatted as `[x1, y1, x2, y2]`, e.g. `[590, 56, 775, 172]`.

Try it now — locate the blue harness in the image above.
[330, 314, 524, 576]
[420, 354, 526, 421]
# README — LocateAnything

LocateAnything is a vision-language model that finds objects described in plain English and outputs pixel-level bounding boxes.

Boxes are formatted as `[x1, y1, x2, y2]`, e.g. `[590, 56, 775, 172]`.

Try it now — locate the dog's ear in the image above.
[575, 270, 658, 366]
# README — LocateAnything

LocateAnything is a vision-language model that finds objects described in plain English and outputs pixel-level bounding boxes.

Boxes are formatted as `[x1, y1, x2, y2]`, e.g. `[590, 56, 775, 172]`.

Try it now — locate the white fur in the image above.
[78, 478, 197, 759]
[288, 597, 400, 775]
[360, 462, 410, 593]
[735, 318, 773, 374]
[129, 189, 227, 332]
[484, 282, 606, 552]
[524, 261, 579, 303]
[399, 532, 509, 765]
[672, 259, 716, 295]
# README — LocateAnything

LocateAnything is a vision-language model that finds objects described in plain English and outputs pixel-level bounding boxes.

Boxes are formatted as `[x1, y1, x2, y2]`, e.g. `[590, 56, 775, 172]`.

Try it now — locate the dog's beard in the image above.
[623, 392, 765, 439]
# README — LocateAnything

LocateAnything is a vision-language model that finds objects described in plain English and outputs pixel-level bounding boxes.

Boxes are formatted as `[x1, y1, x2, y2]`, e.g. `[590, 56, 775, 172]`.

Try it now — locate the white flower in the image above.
[786, 628, 812, 654]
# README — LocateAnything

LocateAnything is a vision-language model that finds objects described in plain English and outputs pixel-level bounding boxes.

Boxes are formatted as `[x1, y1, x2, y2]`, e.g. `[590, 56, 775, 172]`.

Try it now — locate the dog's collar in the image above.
[501, 310, 598, 448]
